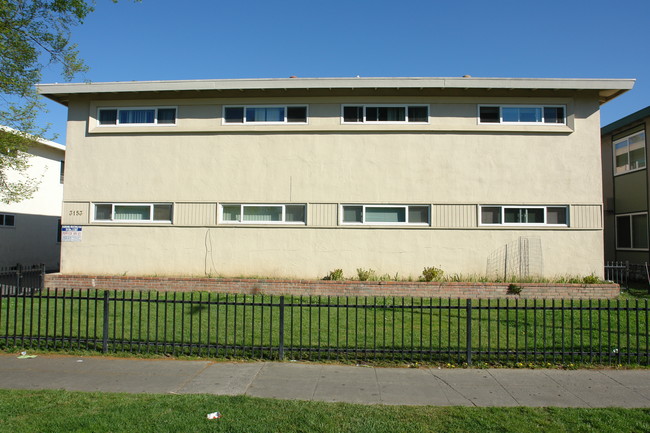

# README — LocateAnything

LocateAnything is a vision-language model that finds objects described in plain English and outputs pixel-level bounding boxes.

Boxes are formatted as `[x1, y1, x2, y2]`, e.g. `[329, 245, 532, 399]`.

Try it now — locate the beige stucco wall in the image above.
[60, 92, 604, 278]
[60, 225, 603, 279]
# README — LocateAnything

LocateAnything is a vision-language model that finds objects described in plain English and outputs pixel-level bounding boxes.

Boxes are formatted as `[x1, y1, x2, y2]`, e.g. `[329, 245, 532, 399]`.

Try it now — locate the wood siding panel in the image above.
[308, 203, 337, 227]
[431, 204, 477, 228]
[174, 203, 216, 226]
[571, 205, 602, 229]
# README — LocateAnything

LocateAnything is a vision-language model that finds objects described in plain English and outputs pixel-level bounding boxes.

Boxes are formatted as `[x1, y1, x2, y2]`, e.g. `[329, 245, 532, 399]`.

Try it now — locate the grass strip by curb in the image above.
[1, 389, 650, 433]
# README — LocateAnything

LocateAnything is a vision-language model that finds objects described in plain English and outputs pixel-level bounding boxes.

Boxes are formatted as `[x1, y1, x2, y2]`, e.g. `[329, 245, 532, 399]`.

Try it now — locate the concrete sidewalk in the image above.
[1, 354, 649, 407]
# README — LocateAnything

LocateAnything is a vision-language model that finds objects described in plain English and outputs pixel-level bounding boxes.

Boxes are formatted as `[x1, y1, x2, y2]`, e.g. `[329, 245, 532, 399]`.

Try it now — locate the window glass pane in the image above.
[95, 204, 112, 221]
[527, 208, 544, 223]
[408, 106, 428, 122]
[628, 132, 646, 170]
[615, 139, 630, 174]
[547, 207, 567, 225]
[246, 107, 284, 122]
[379, 107, 405, 121]
[408, 206, 429, 223]
[224, 107, 244, 123]
[343, 106, 363, 122]
[504, 208, 523, 223]
[617, 216, 632, 248]
[287, 106, 307, 123]
[0, 214, 3, 225]
[285, 205, 306, 222]
[99, 109, 117, 125]
[479, 107, 500, 123]
[119, 109, 155, 124]
[366, 106, 405, 122]
[519, 107, 542, 122]
[153, 204, 172, 221]
[243, 206, 282, 222]
[222, 205, 241, 221]
[365, 107, 379, 122]
[342, 206, 362, 223]
[502, 107, 542, 123]
[481, 207, 502, 224]
[4, 214, 14, 226]
[543, 107, 564, 124]
[365, 207, 406, 223]
[157, 108, 176, 124]
[632, 214, 648, 249]
[114, 205, 151, 221]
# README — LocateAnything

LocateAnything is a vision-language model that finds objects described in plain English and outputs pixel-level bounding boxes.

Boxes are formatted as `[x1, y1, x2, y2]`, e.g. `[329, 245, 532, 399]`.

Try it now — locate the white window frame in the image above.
[96, 107, 178, 127]
[477, 105, 566, 125]
[0, 213, 15, 227]
[222, 105, 309, 125]
[479, 205, 569, 227]
[616, 212, 649, 251]
[339, 204, 431, 226]
[92, 203, 173, 223]
[340, 104, 429, 124]
[219, 204, 307, 225]
[613, 130, 646, 176]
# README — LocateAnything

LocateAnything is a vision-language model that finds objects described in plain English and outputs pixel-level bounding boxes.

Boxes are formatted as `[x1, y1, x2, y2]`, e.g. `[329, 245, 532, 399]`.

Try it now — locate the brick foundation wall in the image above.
[44, 274, 620, 299]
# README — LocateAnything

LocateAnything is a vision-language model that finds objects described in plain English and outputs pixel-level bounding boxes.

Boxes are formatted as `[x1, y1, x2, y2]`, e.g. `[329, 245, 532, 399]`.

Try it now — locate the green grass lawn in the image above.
[2, 290, 649, 366]
[0, 389, 648, 433]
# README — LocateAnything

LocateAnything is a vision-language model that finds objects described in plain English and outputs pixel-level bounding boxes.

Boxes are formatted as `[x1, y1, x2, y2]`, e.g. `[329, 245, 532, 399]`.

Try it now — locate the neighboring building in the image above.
[601, 106, 650, 264]
[0, 130, 65, 270]
[37, 77, 634, 279]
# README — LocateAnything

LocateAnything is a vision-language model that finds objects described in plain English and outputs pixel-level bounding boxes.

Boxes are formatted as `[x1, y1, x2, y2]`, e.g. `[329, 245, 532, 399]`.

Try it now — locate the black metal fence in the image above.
[2, 289, 648, 365]
[605, 261, 650, 290]
[0, 264, 45, 296]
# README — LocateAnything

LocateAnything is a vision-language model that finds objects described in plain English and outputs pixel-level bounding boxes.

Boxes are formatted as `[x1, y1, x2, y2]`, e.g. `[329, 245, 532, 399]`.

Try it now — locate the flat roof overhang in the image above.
[37, 76, 636, 106]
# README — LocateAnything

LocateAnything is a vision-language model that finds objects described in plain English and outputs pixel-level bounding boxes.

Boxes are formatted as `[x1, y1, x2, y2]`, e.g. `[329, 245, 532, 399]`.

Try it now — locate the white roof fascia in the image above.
[0, 125, 65, 152]
[36, 77, 636, 106]
[37, 76, 635, 93]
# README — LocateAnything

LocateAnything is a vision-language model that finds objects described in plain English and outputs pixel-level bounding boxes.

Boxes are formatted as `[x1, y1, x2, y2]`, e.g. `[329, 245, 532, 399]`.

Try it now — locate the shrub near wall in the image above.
[44, 274, 620, 299]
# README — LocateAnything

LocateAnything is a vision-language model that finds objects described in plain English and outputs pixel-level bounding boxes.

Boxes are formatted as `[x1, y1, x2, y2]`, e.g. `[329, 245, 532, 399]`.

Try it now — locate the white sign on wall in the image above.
[61, 226, 82, 242]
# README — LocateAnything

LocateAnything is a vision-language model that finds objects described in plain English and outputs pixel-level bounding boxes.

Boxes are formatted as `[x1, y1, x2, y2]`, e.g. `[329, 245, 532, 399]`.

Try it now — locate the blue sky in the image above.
[38, 0, 650, 142]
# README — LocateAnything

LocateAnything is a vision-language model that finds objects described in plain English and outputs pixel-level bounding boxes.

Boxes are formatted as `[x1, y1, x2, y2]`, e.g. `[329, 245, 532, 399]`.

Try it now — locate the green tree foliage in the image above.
[0, 0, 98, 203]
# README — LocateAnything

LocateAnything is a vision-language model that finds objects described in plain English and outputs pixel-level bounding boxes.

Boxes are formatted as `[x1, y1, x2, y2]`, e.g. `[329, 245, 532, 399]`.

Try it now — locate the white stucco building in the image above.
[0, 131, 65, 270]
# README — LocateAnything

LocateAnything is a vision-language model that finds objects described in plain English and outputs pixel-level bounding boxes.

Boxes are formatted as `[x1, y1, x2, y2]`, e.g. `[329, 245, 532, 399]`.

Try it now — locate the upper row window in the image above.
[614, 130, 646, 176]
[479, 105, 565, 125]
[0, 213, 15, 227]
[342, 105, 428, 123]
[98, 108, 176, 126]
[223, 106, 307, 124]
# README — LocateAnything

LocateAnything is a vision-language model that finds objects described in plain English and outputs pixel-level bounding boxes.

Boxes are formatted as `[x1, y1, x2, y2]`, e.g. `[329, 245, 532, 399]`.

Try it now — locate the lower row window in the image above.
[480, 206, 568, 226]
[221, 204, 306, 224]
[616, 213, 648, 250]
[94, 203, 173, 222]
[0, 213, 15, 227]
[341, 205, 430, 225]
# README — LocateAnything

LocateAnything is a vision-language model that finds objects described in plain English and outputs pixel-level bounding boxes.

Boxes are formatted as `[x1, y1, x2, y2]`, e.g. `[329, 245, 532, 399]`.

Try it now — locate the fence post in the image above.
[278, 296, 285, 360]
[15, 263, 22, 294]
[39, 264, 45, 292]
[102, 291, 110, 353]
[466, 299, 473, 366]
